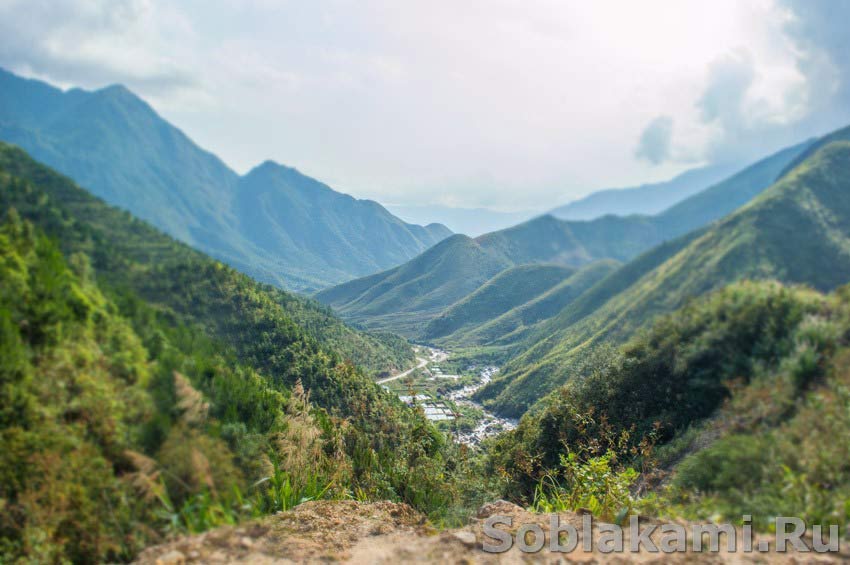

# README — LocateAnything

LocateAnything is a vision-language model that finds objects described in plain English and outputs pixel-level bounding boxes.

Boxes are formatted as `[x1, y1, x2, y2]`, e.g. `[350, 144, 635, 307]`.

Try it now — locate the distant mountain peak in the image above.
[0, 67, 451, 291]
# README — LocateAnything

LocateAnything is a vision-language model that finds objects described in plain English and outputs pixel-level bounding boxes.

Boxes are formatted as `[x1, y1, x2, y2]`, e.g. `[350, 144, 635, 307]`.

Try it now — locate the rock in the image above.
[155, 550, 185, 565]
[476, 499, 522, 519]
[451, 531, 478, 547]
[239, 536, 254, 549]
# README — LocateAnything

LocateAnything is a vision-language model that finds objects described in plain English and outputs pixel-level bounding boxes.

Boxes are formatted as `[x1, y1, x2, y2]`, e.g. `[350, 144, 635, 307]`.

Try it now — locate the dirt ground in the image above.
[134, 500, 849, 564]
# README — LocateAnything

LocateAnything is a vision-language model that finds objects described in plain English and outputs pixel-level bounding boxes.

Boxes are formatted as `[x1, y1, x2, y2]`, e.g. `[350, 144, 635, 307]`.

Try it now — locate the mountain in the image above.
[0, 142, 415, 376]
[0, 68, 450, 291]
[424, 259, 620, 346]
[0, 143, 475, 561]
[316, 234, 513, 336]
[549, 161, 744, 220]
[386, 204, 536, 237]
[318, 139, 811, 337]
[389, 160, 749, 237]
[235, 161, 451, 287]
[422, 264, 577, 340]
[478, 135, 850, 417]
[315, 214, 648, 338]
[490, 279, 850, 530]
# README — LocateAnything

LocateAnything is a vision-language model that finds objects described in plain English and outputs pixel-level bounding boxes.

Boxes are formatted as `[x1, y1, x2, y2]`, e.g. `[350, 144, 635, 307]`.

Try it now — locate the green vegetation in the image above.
[481, 139, 850, 417]
[6, 66, 850, 559]
[490, 280, 850, 530]
[424, 264, 575, 340]
[0, 142, 413, 378]
[0, 68, 450, 291]
[431, 259, 620, 348]
[0, 145, 496, 562]
[316, 234, 513, 336]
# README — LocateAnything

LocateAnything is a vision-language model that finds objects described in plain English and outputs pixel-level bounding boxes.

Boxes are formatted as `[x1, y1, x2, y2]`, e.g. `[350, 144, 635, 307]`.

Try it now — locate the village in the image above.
[380, 345, 516, 446]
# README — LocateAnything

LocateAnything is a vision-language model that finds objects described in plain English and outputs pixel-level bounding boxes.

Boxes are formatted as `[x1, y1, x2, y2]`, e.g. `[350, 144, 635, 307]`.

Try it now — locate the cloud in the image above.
[635, 116, 674, 165]
[0, 0, 200, 97]
[1, 0, 848, 210]
[781, 0, 850, 124]
[684, 2, 850, 166]
[698, 51, 755, 129]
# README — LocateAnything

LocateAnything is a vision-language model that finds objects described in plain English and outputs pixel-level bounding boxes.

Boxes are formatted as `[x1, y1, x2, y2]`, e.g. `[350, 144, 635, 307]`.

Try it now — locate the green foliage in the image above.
[317, 234, 514, 337]
[491, 278, 850, 530]
[424, 264, 575, 340]
[0, 147, 495, 562]
[0, 141, 413, 377]
[532, 451, 638, 522]
[444, 259, 620, 348]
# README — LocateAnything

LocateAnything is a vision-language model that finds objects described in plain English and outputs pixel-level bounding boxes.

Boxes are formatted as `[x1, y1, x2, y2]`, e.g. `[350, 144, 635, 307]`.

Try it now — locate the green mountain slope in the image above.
[0, 68, 450, 291]
[316, 234, 513, 336]
[480, 139, 850, 417]
[0, 142, 415, 376]
[318, 140, 809, 337]
[0, 144, 485, 562]
[434, 259, 621, 347]
[235, 161, 449, 286]
[490, 280, 850, 531]
[423, 264, 576, 340]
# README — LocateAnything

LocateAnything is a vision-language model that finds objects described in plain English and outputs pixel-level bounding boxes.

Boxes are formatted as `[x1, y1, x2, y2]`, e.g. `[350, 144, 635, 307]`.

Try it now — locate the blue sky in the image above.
[1, 0, 848, 212]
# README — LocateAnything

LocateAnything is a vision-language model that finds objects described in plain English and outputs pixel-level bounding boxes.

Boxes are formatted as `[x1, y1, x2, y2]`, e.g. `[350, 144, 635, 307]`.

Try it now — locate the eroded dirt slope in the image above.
[135, 500, 847, 564]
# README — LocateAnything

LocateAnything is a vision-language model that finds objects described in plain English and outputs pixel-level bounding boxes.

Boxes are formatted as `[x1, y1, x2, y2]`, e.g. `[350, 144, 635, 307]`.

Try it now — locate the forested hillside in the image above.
[479, 139, 850, 417]
[0, 145, 488, 562]
[489, 280, 850, 531]
[421, 264, 576, 340]
[424, 259, 620, 347]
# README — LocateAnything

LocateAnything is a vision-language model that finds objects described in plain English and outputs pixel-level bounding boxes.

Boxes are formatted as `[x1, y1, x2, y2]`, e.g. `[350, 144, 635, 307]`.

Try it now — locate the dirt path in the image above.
[376, 356, 427, 385]
[135, 500, 847, 564]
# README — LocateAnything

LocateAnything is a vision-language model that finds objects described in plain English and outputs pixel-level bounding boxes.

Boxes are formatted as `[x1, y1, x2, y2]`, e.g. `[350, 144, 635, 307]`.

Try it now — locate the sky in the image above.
[1, 0, 849, 213]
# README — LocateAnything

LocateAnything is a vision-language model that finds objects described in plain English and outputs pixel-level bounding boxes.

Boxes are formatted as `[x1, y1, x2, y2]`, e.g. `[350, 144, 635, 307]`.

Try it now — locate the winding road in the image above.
[376, 356, 428, 385]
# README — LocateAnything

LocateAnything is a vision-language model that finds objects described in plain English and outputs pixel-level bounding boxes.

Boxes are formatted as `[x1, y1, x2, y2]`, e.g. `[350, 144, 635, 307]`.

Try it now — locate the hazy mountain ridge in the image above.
[549, 161, 744, 220]
[317, 139, 810, 338]
[0, 68, 451, 291]
[387, 203, 535, 236]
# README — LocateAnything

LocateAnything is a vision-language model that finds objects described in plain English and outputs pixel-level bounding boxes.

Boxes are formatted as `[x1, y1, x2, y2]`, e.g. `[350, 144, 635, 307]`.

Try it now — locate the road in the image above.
[377, 356, 428, 385]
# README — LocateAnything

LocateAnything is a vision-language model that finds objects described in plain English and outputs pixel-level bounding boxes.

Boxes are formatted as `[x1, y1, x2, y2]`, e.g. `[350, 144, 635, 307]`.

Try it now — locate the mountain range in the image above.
[478, 126, 850, 416]
[317, 138, 811, 339]
[0, 68, 450, 291]
[387, 204, 536, 237]
[5, 59, 850, 563]
[548, 160, 745, 220]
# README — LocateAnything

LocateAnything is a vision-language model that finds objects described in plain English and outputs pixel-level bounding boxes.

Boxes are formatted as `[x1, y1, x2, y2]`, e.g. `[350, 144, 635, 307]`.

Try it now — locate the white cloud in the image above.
[0, 0, 845, 210]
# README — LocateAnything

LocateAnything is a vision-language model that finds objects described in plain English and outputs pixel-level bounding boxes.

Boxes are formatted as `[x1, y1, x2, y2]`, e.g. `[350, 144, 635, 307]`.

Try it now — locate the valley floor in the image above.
[381, 346, 516, 445]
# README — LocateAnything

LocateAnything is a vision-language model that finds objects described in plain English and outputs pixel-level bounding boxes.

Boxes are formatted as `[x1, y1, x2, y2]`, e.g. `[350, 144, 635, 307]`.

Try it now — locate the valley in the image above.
[381, 346, 517, 445]
[3, 8, 850, 559]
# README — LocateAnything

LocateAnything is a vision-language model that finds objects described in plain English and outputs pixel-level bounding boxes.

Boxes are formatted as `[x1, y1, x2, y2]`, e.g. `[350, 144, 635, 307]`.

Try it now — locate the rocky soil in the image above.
[135, 500, 848, 564]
